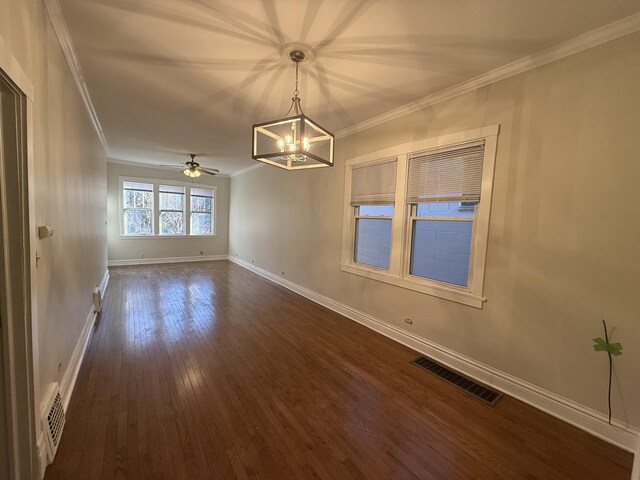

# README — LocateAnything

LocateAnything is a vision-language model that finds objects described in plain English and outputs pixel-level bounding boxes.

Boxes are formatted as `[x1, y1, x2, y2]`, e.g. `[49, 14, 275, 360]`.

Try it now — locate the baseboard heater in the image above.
[93, 287, 102, 313]
[412, 355, 502, 406]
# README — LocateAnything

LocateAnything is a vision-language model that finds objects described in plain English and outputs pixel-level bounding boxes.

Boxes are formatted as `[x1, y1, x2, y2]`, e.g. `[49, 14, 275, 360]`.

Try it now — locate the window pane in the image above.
[191, 195, 212, 213]
[354, 218, 392, 269]
[123, 182, 153, 210]
[191, 212, 212, 235]
[416, 201, 477, 218]
[410, 219, 472, 286]
[160, 192, 184, 210]
[359, 205, 394, 216]
[160, 211, 184, 235]
[124, 209, 152, 235]
[124, 189, 152, 209]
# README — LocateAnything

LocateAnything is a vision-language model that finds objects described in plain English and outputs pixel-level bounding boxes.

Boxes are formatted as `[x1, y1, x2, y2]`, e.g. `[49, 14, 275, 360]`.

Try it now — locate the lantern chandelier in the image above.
[252, 50, 334, 170]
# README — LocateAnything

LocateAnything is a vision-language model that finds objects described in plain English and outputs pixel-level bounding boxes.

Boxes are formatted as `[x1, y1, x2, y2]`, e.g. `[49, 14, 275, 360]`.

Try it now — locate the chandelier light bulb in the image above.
[284, 135, 293, 145]
[277, 139, 285, 151]
[303, 137, 310, 151]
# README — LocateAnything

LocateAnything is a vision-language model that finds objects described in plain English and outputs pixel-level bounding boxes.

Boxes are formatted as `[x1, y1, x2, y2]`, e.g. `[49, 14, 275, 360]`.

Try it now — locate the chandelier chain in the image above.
[284, 54, 305, 117]
[294, 60, 300, 98]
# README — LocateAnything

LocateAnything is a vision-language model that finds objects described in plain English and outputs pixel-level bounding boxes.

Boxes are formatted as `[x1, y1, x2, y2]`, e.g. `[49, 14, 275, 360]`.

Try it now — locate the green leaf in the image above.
[609, 343, 623, 356]
[592, 337, 623, 356]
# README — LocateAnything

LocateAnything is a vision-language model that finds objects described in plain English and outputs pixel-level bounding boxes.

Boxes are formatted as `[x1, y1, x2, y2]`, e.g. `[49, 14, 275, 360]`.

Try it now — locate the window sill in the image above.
[340, 263, 485, 308]
[119, 234, 217, 240]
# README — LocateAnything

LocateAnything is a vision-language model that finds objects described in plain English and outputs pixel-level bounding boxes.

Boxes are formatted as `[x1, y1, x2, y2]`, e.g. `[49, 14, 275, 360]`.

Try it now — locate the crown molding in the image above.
[107, 157, 174, 169]
[42, 2, 640, 158]
[230, 162, 264, 178]
[336, 12, 640, 139]
[107, 157, 230, 177]
[44, 0, 109, 154]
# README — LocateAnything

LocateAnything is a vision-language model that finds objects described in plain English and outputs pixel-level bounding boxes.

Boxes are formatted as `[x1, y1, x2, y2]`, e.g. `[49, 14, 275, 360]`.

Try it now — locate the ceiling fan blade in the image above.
[198, 167, 219, 176]
[158, 164, 185, 168]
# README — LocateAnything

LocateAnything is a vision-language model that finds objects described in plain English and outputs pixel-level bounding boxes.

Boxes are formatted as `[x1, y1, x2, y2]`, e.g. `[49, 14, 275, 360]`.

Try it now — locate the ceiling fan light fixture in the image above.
[183, 167, 201, 178]
[252, 49, 334, 171]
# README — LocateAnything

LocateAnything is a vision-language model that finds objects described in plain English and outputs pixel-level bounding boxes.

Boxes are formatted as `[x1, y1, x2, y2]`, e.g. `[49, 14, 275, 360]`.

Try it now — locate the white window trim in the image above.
[340, 125, 499, 309]
[119, 176, 217, 238]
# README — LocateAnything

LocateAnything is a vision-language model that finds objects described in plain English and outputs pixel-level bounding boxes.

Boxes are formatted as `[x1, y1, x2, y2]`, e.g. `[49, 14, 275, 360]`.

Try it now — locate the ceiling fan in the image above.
[164, 154, 220, 178]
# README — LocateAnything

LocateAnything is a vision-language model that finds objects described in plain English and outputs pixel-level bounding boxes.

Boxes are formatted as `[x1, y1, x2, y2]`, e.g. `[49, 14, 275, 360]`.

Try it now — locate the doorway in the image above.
[0, 67, 37, 480]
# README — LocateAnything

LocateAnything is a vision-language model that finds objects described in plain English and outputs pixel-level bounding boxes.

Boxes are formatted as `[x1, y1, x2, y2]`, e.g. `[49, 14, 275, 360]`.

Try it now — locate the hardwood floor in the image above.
[44, 261, 633, 480]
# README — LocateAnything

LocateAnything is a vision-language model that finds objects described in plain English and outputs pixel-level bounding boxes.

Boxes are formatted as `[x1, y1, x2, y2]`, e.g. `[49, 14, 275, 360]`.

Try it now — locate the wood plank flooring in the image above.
[44, 261, 633, 480]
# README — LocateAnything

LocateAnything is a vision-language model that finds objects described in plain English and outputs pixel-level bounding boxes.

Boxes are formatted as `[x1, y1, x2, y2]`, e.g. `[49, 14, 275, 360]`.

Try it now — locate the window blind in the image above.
[350, 158, 397, 205]
[160, 184, 185, 194]
[407, 141, 485, 203]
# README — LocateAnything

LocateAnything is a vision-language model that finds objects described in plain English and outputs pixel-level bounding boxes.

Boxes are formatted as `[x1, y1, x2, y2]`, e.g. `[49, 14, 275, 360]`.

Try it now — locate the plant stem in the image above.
[602, 319, 612, 425]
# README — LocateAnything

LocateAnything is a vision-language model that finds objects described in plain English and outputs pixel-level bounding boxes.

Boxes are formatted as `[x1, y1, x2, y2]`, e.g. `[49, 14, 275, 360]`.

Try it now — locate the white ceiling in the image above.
[58, 0, 640, 174]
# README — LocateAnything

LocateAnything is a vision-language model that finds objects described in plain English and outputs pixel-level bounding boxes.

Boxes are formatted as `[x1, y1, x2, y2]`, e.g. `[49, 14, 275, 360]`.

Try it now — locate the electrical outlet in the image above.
[200, 251, 204, 255]
[251, 259, 255, 264]
[404, 318, 413, 325]
[138, 252, 144, 258]
[281, 271, 285, 275]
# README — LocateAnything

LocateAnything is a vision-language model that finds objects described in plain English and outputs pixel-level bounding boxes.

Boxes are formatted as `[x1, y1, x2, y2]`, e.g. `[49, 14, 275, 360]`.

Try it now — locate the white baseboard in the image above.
[99, 268, 109, 296]
[59, 308, 95, 412]
[108, 254, 227, 267]
[228, 256, 640, 454]
[632, 440, 640, 480]
[59, 269, 108, 412]
[38, 269, 109, 477]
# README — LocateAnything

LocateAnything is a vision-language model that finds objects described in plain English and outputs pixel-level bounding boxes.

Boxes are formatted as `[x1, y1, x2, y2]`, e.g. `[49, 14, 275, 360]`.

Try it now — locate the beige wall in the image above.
[230, 33, 640, 428]
[0, 0, 107, 427]
[107, 162, 229, 261]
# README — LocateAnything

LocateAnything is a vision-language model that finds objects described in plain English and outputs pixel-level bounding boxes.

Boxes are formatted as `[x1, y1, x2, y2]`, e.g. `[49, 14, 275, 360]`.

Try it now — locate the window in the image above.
[120, 177, 216, 237]
[350, 159, 397, 270]
[190, 188, 214, 235]
[122, 181, 153, 235]
[406, 141, 485, 287]
[159, 185, 185, 235]
[341, 126, 499, 308]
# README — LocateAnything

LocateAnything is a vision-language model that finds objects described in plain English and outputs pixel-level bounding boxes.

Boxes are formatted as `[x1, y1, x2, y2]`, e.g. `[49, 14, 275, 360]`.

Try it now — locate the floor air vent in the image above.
[42, 383, 66, 463]
[412, 356, 502, 406]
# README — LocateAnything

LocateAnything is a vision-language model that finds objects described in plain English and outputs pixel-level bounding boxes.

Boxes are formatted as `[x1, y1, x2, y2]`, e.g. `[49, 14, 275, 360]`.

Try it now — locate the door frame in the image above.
[0, 34, 39, 480]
